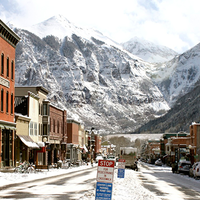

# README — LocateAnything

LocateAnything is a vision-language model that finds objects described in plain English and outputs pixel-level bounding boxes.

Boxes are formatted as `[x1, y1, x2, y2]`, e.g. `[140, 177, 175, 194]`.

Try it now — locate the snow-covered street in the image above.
[0, 162, 200, 200]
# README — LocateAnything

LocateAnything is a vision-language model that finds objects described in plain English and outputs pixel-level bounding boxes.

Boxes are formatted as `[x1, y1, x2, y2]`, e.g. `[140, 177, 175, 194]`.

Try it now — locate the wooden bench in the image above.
[35, 165, 49, 171]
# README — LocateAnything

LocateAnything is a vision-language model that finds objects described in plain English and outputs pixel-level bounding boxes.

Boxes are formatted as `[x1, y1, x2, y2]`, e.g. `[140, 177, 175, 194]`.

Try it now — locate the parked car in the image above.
[194, 162, 200, 179]
[95, 155, 104, 163]
[189, 162, 200, 177]
[177, 160, 192, 174]
[155, 159, 163, 166]
[107, 155, 116, 165]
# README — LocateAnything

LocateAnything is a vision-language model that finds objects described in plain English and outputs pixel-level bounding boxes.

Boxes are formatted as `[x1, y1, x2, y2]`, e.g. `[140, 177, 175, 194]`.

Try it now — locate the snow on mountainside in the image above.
[151, 43, 200, 106]
[14, 15, 170, 133]
[122, 37, 178, 64]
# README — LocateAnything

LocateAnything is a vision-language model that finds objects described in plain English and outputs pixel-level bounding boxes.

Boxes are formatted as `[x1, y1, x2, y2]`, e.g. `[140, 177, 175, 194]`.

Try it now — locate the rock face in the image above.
[14, 15, 170, 133]
[151, 42, 200, 106]
[122, 37, 178, 64]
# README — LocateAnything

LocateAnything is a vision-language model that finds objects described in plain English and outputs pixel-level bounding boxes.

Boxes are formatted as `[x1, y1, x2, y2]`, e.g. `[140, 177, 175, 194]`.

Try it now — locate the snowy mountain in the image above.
[13, 15, 170, 133]
[122, 37, 178, 64]
[151, 43, 200, 106]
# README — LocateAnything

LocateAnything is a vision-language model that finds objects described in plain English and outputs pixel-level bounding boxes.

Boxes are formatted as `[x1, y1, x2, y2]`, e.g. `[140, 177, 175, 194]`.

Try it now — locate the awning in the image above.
[0, 124, 16, 130]
[18, 135, 40, 149]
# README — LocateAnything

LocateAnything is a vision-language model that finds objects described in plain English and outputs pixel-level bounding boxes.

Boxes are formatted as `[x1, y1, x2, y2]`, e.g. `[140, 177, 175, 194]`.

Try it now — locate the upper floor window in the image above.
[53, 119, 55, 132]
[1, 54, 4, 75]
[6, 91, 9, 113]
[6, 57, 9, 77]
[43, 124, 47, 135]
[1, 89, 3, 111]
[30, 122, 33, 135]
[11, 61, 14, 80]
[57, 121, 60, 133]
[34, 123, 37, 135]
[11, 93, 13, 114]
[43, 104, 47, 115]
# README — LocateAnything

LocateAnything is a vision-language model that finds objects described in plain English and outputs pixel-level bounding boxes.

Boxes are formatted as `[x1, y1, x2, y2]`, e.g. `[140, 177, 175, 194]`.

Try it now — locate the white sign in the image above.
[96, 160, 115, 183]
[118, 159, 125, 169]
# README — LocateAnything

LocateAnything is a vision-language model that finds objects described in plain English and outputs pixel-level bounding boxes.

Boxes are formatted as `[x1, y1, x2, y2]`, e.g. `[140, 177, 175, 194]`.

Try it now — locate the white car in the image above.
[194, 162, 200, 178]
[189, 162, 200, 177]
[96, 155, 104, 163]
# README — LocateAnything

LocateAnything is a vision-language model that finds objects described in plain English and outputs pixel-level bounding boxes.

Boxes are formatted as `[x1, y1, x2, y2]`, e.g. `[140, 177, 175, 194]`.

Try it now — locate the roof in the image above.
[0, 19, 20, 48]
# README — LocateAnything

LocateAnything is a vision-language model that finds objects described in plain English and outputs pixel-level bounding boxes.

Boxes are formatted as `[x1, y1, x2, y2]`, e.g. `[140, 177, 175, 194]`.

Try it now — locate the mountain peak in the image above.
[122, 37, 178, 63]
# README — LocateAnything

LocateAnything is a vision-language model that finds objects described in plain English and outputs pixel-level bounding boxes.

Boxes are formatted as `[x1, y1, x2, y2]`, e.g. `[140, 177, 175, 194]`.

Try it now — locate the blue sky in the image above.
[0, 0, 200, 53]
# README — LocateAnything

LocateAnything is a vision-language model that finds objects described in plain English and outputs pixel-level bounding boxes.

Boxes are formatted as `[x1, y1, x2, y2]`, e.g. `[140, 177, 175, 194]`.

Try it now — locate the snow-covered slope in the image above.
[151, 43, 200, 106]
[122, 37, 178, 64]
[14, 15, 170, 133]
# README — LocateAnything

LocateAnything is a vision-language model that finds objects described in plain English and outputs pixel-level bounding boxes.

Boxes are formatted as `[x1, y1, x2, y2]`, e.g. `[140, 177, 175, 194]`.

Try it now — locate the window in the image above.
[11, 61, 14, 80]
[30, 122, 33, 135]
[6, 57, 9, 77]
[1, 54, 4, 74]
[6, 91, 8, 113]
[11, 93, 13, 114]
[43, 104, 47, 115]
[53, 119, 55, 132]
[1, 89, 3, 111]
[57, 121, 59, 133]
[34, 123, 37, 135]
[39, 103, 41, 115]
[39, 123, 41, 135]
[43, 124, 47, 135]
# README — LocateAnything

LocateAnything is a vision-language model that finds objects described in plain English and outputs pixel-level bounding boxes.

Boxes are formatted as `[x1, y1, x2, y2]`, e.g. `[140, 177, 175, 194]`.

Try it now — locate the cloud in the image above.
[0, 0, 200, 53]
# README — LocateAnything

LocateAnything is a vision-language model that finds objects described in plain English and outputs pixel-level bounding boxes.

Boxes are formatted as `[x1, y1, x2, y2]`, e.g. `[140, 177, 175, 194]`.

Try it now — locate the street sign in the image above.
[118, 159, 125, 178]
[117, 168, 125, 178]
[95, 182, 113, 200]
[95, 160, 115, 200]
[96, 160, 115, 183]
[118, 159, 125, 169]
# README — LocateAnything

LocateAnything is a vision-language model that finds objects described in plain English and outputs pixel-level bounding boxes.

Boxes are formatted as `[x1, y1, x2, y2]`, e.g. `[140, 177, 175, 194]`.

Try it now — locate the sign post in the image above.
[117, 159, 125, 178]
[95, 160, 115, 200]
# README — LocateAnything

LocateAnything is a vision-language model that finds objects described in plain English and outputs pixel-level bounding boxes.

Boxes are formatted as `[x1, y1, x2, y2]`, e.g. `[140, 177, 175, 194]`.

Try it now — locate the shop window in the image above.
[1, 53, 4, 75]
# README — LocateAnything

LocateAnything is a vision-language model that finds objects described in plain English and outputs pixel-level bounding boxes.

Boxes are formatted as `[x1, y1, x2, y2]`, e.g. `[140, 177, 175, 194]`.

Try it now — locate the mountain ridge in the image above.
[13, 15, 170, 133]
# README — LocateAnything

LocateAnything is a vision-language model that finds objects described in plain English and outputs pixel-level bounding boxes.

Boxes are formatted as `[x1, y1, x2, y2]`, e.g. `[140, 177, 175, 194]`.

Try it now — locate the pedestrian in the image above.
[91, 158, 94, 167]
[172, 162, 175, 173]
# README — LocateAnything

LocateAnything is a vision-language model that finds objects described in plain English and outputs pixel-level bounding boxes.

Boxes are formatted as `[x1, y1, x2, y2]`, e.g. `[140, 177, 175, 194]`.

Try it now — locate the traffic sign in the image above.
[118, 159, 125, 169]
[95, 182, 113, 200]
[96, 160, 115, 183]
[118, 159, 125, 178]
[117, 168, 125, 178]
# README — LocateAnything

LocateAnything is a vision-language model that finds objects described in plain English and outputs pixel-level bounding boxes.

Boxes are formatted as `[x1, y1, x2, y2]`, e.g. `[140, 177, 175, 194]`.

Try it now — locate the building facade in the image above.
[49, 104, 67, 165]
[0, 20, 20, 168]
[15, 86, 50, 165]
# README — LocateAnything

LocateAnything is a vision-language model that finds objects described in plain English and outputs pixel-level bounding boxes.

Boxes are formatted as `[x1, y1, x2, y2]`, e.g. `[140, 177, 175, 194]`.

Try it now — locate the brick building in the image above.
[67, 119, 80, 163]
[49, 104, 67, 164]
[0, 20, 20, 168]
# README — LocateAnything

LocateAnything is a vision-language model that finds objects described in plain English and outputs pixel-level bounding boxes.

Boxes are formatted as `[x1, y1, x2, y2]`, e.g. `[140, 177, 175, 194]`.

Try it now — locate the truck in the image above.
[120, 147, 138, 170]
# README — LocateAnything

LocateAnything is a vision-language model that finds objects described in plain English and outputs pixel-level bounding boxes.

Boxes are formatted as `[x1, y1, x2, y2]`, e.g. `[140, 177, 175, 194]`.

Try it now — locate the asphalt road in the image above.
[138, 162, 200, 200]
[0, 167, 97, 200]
